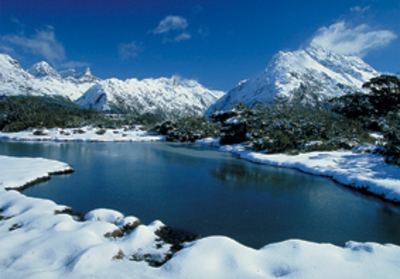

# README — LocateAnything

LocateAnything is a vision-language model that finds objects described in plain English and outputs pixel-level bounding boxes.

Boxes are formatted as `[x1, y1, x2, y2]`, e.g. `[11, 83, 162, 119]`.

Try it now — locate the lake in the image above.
[1, 140, 400, 248]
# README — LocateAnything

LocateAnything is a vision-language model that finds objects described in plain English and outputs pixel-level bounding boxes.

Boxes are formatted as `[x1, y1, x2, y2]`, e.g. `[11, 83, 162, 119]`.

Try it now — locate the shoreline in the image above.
[4, 167, 74, 191]
[0, 126, 165, 143]
[1, 147, 400, 277]
[196, 138, 400, 204]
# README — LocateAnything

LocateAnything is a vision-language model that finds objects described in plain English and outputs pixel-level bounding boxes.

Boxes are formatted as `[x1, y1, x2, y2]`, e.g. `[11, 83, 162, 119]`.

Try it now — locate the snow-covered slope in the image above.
[206, 43, 381, 114]
[76, 76, 225, 117]
[0, 53, 224, 116]
[0, 54, 99, 100]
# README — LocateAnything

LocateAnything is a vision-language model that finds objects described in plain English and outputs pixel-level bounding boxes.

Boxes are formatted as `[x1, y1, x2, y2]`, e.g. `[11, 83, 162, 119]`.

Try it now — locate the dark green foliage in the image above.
[220, 121, 247, 145]
[330, 75, 400, 165]
[209, 108, 248, 145]
[0, 95, 102, 131]
[331, 75, 400, 130]
[153, 116, 221, 142]
[245, 102, 371, 153]
[330, 92, 374, 119]
[0, 95, 162, 132]
[362, 75, 400, 115]
[380, 113, 400, 165]
[95, 129, 106, 135]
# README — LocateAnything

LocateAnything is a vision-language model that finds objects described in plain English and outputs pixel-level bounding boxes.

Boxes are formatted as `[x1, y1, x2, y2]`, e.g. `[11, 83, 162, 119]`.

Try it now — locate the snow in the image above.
[0, 155, 73, 190]
[75, 76, 225, 116]
[196, 138, 400, 203]
[0, 54, 99, 101]
[0, 53, 224, 115]
[1, 151, 400, 277]
[206, 43, 381, 114]
[0, 126, 164, 142]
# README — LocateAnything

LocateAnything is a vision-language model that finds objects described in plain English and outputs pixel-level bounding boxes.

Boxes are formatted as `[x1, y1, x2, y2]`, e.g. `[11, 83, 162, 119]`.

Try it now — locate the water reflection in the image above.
[1, 140, 400, 248]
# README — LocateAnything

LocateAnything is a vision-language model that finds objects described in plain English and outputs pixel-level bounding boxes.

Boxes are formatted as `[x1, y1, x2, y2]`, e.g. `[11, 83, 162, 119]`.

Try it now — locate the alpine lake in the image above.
[1, 140, 400, 249]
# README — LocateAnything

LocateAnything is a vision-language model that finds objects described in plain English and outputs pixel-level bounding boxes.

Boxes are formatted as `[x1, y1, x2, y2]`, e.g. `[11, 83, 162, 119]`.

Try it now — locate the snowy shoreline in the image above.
[0, 126, 165, 142]
[1, 135, 400, 277]
[196, 138, 400, 204]
[1, 155, 400, 278]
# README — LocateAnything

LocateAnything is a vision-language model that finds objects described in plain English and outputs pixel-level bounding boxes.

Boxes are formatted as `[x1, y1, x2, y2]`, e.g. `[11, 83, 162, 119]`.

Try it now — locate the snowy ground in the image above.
[197, 138, 400, 203]
[0, 126, 164, 142]
[1, 154, 400, 277]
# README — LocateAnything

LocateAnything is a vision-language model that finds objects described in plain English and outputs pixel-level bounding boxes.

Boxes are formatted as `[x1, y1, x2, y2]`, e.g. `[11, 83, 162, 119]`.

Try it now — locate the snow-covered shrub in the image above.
[380, 113, 400, 165]
[153, 116, 221, 142]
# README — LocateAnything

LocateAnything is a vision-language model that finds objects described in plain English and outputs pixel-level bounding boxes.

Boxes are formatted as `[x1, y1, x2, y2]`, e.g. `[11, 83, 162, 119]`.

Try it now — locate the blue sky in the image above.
[0, 0, 399, 91]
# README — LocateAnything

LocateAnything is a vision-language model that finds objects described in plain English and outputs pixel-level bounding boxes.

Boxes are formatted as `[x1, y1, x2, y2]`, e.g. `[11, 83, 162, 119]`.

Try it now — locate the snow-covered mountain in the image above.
[0, 54, 100, 100]
[206, 43, 381, 114]
[0, 53, 224, 117]
[76, 76, 225, 117]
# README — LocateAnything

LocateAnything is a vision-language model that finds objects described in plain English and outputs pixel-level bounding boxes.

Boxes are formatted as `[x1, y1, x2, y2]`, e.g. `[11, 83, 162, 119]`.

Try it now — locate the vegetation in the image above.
[331, 75, 400, 165]
[0, 95, 160, 132]
[155, 75, 400, 167]
[151, 116, 221, 142]
[2, 75, 399, 167]
[210, 102, 372, 153]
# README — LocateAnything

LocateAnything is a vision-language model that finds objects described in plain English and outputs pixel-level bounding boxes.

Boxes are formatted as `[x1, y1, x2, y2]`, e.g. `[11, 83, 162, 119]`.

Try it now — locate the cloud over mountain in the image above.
[311, 21, 397, 57]
[1, 25, 88, 69]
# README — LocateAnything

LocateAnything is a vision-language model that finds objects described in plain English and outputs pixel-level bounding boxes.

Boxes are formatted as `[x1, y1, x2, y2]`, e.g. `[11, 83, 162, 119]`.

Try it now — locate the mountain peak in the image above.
[77, 67, 99, 82]
[28, 61, 60, 79]
[206, 46, 381, 114]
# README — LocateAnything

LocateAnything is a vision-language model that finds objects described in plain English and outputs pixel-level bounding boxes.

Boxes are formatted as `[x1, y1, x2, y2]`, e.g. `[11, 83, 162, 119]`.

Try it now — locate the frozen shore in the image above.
[1, 154, 400, 278]
[196, 138, 400, 203]
[0, 126, 164, 142]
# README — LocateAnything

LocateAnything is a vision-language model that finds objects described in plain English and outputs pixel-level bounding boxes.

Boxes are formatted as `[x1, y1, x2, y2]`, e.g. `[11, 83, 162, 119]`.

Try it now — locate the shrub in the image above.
[96, 129, 106, 135]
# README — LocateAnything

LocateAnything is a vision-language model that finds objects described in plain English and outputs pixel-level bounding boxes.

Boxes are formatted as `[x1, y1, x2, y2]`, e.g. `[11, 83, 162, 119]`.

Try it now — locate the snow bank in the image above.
[0, 155, 73, 190]
[196, 138, 400, 203]
[1, 154, 400, 278]
[0, 126, 164, 142]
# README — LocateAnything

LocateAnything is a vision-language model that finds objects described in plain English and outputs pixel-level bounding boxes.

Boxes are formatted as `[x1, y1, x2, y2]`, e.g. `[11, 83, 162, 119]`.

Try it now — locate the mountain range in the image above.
[1, 43, 396, 118]
[0, 53, 224, 117]
[206, 43, 382, 114]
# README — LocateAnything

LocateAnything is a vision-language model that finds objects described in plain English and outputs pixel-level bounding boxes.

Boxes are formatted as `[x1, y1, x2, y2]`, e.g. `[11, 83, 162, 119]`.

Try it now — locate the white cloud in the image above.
[118, 41, 143, 60]
[153, 16, 188, 34]
[350, 6, 370, 14]
[311, 21, 397, 57]
[152, 15, 191, 43]
[2, 27, 66, 65]
[0, 45, 15, 54]
[173, 32, 191, 42]
[0, 26, 88, 69]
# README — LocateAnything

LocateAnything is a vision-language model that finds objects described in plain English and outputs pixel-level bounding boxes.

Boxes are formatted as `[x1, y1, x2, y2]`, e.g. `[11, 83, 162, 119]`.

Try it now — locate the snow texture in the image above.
[1, 154, 400, 278]
[0, 53, 225, 116]
[206, 43, 381, 114]
[75, 76, 225, 116]
[196, 138, 400, 203]
[0, 126, 164, 142]
[0, 54, 99, 100]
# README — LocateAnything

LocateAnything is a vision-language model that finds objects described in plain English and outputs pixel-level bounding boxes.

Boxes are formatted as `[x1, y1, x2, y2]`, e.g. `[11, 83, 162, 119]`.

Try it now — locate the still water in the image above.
[1, 140, 400, 248]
